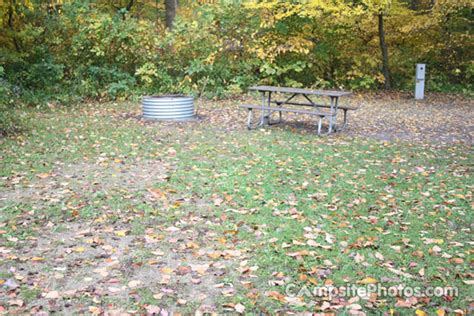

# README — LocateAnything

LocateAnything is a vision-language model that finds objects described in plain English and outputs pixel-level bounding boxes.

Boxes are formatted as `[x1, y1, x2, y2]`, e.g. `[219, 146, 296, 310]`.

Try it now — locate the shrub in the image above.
[0, 66, 27, 135]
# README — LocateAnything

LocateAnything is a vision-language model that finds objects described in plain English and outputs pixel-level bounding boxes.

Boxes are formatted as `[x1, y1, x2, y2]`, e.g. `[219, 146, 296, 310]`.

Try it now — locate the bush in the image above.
[0, 67, 27, 135]
[0, 0, 471, 114]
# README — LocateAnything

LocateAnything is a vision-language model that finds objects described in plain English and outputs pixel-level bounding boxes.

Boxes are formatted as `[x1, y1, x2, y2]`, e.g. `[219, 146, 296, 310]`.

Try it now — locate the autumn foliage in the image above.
[0, 0, 472, 109]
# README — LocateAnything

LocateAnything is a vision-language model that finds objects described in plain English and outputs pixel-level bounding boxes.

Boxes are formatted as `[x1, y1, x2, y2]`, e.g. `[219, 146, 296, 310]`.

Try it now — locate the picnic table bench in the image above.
[240, 85, 357, 135]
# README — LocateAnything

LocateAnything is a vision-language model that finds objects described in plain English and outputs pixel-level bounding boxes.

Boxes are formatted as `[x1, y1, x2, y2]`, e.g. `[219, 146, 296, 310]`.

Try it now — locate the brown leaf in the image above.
[8, 299, 24, 307]
[395, 296, 418, 307]
[190, 263, 210, 275]
[448, 258, 464, 264]
[265, 291, 286, 302]
[176, 266, 191, 275]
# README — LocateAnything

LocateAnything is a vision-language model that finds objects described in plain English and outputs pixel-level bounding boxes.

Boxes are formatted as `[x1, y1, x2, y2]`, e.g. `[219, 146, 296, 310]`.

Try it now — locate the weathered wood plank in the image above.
[239, 104, 332, 116]
[271, 100, 358, 111]
[249, 85, 352, 97]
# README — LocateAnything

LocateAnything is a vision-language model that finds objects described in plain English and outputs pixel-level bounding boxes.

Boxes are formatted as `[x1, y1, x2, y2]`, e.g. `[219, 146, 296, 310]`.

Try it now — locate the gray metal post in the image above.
[415, 63, 426, 100]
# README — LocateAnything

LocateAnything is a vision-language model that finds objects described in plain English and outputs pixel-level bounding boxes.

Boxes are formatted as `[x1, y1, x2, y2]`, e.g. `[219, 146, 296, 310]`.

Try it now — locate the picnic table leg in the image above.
[259, 92, 266, 126]
[261, 92, 272, 125]
[246, 108, 254, 130]
[339, 109, 348, 131]
[317, 116, 323, 135]
[328, 96, 339, 134]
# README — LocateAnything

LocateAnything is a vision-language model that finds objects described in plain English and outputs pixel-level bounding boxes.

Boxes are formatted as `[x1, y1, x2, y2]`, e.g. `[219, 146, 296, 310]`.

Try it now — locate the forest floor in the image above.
[0, 93, 472, 314]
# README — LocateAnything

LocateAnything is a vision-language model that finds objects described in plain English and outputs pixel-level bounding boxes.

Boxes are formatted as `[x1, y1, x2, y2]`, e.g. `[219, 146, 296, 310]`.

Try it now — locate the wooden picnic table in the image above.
[241, 85, 356, 135]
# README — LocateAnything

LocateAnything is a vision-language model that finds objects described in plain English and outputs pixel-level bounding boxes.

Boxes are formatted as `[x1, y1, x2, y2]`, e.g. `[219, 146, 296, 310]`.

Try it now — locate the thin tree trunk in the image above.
[165, 0, 177, 29]
[119, 0, 134, 20]
[410, 0, 420, 10]
[7, 1, 20, 52]
[125, 0, 135, 11]
[378, 13, 392, 90]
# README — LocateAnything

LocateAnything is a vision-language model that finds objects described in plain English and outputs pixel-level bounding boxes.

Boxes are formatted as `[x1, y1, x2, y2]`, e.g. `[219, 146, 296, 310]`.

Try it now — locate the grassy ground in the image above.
[0, 95, 472, 314]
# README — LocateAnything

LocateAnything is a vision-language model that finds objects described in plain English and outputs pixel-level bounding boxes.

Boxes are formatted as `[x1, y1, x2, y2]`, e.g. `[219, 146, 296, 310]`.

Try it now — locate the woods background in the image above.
[0, 0, 472, 132]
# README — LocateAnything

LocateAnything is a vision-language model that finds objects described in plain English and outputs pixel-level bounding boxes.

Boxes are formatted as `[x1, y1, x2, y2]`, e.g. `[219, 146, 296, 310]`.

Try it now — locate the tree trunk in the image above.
[378, 13, 392, 90]
[410, 0, 420, 10]
[7, 1, 20, 52]
[125, 0, 135, 11]
[165, 0, 177, 29]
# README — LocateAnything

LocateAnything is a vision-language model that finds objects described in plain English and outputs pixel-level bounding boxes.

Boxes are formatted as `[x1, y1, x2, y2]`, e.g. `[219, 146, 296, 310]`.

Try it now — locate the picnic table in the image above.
[240, 85, 356, 135]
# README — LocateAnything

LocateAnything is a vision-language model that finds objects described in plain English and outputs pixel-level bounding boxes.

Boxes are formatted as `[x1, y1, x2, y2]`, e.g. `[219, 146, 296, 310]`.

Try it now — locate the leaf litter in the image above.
[0, 92, 472, 314]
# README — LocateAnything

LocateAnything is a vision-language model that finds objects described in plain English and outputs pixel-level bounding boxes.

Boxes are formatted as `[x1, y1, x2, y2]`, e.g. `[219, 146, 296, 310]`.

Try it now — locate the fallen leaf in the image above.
[114, 230, 127, 237]
[387, 267, 414, 279]
[190, 263, 210, 275]
[145, 305, 161, 314]
[213, 196, 224, 206]
[36, 173, 51, 179]
[265, 291, 286, 302]
[395, 297, 418, 307]
[89, 306, 102, 315]
[160, 275, 171, 284]
[108, 287, 123, 293]
[160, 267, 174, 274]
[31, 257, 45, 262]
[8, 299, 24, 307]
[357, 277, 378, 284]
[128, 280, 142, 288]
[374, 252, 384, 261]
[74, 246, 86, 253]
[448, 258, 464, 264]
[234, 303, 245, 313]
[207, 251, 223, 259]
[287, 250, 310, 257]
[45, 291, 60, 299]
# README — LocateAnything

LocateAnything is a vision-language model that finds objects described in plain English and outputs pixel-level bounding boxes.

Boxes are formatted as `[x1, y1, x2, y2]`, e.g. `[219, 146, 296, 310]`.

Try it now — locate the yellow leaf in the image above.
[416, 310, 427, 316]
[160, 267, 174, 274]
[114, 230, 127, 237]
[31, 257, 45, 262]
[207, 251, 222, 259]
[436, 309, 446, 316]
[74, 246, 86, 253]
[357, 277, 378, 284]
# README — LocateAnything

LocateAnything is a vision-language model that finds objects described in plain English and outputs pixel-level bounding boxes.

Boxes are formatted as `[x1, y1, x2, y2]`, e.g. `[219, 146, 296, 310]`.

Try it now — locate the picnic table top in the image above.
[249, 85, 352, 97]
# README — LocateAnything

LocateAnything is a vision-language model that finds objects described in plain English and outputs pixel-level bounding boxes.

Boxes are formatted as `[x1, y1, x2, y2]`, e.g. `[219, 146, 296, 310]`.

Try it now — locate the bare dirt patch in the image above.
[145, 92, 473, 144]
[0, 214, 239, 314]
[0, 160, 172, 205]
[346, 93, 473, 144]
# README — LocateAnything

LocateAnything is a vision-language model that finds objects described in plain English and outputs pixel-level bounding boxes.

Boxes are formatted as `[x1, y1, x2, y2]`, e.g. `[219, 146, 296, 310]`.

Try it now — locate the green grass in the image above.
[0, 102, 472, 313]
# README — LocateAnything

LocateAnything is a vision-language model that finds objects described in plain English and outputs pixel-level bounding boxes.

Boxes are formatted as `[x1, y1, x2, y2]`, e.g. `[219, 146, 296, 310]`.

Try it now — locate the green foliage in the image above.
[0, 0, 471, 115]
[0, 66, 28, 135]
